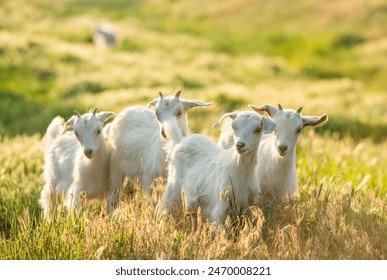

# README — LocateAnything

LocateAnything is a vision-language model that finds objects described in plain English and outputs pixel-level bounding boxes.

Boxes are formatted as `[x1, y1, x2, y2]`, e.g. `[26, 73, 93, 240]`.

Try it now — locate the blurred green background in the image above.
[1, 1, 386, 260]
[1, 0, 386, 141]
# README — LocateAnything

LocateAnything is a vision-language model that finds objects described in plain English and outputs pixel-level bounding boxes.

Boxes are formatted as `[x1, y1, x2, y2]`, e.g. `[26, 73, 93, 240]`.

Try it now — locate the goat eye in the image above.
[296, 128, 302, 134]
[74, 131, 79, 138]
[254, 126, 262, 133]
[175, 110, 182, 117]
[96, 129, 101, 135]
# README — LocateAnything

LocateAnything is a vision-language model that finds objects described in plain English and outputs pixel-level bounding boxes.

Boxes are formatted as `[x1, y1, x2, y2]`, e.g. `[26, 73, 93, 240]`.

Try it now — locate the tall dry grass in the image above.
[0, 135, 385, 259]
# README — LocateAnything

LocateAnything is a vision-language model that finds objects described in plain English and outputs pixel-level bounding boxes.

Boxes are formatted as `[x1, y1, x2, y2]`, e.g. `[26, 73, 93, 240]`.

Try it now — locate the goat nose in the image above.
[236, 141, 245, 148]
[279, 144, 288, 152]
[84, 149, 93, 158]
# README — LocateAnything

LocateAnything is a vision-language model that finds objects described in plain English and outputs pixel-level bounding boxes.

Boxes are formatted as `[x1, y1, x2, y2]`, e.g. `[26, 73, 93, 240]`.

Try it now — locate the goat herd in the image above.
[40, 90, 328, 224]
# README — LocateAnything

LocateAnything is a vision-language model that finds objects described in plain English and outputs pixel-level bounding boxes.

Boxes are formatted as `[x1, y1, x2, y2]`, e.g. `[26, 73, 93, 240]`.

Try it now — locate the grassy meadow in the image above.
[0, 0, 386, 259]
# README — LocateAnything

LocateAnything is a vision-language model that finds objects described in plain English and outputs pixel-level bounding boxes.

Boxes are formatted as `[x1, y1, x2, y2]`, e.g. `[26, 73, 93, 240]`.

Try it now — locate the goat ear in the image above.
[302, 114, 328, 127]
[97, 111, 116, 124]
[63, 115, 77, 132]
[249, 104, 278, 118]
[212, 112, 237, 129]
[182, 100, 213, 111]
[143, 98, 159, 111]
[262, 117, 276, 134]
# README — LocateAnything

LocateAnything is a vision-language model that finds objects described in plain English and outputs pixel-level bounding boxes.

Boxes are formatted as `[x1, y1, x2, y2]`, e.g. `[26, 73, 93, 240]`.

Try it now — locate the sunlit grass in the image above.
[0, 132, 385, 259]
[0, 0, 386, 260]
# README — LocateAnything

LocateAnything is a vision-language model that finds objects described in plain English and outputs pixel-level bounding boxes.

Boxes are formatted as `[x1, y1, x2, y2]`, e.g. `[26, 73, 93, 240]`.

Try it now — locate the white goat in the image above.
[161, 111, 276, 224]
[40, 109, 115, 218]
[106, 90, 212, 210]
[93, 23, 117, 49]
[220, 104, 328, 199]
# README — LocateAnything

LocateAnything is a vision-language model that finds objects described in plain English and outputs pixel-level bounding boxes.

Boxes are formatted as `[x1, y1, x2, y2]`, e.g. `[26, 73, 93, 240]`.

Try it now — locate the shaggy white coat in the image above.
[162, 111, 276, 224]
[40, 110, 114, 218]
[251, 105, 328, 199]
[106, 91, 212, 211]
[219, 104, 328, 199]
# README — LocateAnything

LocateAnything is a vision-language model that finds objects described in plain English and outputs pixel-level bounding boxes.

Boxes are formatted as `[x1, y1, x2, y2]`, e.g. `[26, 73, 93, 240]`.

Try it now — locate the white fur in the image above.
[93, 23, 117, 49]
[251, 104, 328, 199]
[217, 116, 234, 149]
[161, 111, 276, 224]
[220, 104, 328, 199]
[41, 116, 64, 150]
[106, 91, 212, 211]
[40, 109, 115, 218]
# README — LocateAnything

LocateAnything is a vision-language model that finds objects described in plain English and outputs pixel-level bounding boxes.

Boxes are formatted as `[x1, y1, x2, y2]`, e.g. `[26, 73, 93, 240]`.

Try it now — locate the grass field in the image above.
[0, 0, 386, 259]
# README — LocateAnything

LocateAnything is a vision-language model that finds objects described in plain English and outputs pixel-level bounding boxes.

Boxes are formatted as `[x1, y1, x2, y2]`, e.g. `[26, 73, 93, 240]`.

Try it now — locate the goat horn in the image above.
[174, 90, 182, 99]
[159, 91, 164, 99]
[278, 104, 283, 111]
[91, 108, 98, 115]
[74, 110, 81, 118]
[297, 107, 303, 114]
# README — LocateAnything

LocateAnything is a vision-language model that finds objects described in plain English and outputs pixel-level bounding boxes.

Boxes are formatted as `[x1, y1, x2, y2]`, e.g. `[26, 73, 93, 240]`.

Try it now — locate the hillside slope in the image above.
[0, 0, 386, 140]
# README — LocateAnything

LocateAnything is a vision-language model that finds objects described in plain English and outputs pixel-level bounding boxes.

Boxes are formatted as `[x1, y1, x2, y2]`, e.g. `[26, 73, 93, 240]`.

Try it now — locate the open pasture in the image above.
[0, 0, 386, 259]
